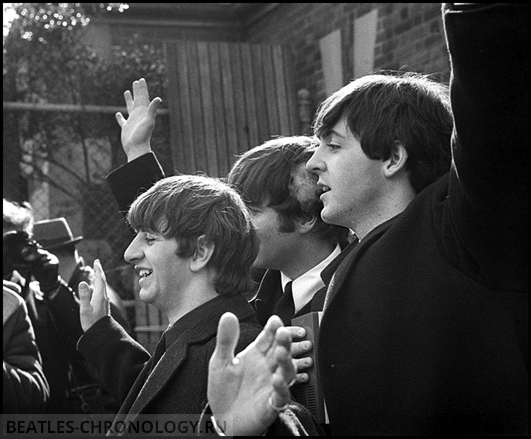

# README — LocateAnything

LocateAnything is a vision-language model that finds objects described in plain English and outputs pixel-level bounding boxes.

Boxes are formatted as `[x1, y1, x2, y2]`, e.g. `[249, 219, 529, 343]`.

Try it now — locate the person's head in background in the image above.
[3, 198, 34, 235]
[3, 199, 35, 279]
[307, 72, 453, 238]
[228, 136, 350, 280]
[3, 199, 62, 295]
[33, 217, 83, 283]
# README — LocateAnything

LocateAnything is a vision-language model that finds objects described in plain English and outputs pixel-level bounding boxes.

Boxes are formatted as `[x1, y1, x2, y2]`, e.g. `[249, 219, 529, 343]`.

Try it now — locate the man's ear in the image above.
[383, 141, 408, 178]
[295, 215, 318, 235]
[190, 235, 215, 272]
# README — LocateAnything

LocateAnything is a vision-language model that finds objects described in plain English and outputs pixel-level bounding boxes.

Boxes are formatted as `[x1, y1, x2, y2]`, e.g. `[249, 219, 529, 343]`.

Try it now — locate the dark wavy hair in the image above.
[126, 175, 259, 296]
[228, 136, 349, 246]
[313, 72, 453, 193]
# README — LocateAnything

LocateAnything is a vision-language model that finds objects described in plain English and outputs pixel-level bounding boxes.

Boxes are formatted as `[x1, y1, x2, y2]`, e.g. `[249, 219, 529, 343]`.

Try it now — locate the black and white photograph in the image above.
[3, 3, 528, 437]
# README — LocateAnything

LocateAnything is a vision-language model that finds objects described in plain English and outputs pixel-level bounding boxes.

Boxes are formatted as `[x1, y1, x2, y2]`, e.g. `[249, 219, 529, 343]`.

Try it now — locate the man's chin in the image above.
[138, 289, 157, 304]
[321, 208, 335, 224]
[321, 209, 345, 228]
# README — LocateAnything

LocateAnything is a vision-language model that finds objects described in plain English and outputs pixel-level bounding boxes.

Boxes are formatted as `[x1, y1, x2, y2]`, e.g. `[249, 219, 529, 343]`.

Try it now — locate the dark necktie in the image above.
[273, 281, 295, 325]
[149, 332, 167, 372]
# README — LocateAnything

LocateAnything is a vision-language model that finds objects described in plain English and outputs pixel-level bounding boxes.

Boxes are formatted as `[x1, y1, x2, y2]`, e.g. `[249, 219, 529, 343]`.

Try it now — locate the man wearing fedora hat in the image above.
[33, 217, 131, 415]
[33, 217, 130, 335]
[32, 217, 83, 250]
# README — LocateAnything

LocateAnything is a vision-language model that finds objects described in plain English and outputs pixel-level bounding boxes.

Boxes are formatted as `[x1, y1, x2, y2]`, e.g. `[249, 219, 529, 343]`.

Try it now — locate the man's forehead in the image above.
[323, 117, 350, 137]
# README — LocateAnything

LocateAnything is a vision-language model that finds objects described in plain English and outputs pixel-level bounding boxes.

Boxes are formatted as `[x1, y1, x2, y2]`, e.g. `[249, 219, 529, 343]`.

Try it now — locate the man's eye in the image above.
[327, 143, 340, 150]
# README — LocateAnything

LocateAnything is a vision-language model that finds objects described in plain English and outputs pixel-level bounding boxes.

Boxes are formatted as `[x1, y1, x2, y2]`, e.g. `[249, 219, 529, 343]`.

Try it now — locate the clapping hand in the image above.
[79, 259, 111, 332]
[208, 313, 296, 436]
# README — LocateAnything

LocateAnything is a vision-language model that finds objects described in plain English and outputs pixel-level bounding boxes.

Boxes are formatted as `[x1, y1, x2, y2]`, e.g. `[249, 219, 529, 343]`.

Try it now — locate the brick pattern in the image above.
[246, 3, 450, 112]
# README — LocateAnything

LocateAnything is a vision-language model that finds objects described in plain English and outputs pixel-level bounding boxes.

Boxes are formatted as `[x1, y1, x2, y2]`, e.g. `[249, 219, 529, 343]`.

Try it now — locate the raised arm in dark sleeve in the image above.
[442, 3, 528, 292]
[106, 152, 165, 215]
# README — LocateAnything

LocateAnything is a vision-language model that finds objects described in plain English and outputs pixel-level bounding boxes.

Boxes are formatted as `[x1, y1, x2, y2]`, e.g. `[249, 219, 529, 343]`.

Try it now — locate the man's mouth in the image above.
[318, 182, 331, 196]
[138, 268, 153, 278]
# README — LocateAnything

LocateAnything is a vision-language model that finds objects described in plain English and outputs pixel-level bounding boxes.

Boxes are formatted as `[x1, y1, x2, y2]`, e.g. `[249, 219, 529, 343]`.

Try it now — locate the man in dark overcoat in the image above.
[77, 174, 264, 436]
[207, 3, 529, 436]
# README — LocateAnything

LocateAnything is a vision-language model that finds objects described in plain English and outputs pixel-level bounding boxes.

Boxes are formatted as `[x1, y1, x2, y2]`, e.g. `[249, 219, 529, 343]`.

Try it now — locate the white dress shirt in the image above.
[280, 244, 342, 313]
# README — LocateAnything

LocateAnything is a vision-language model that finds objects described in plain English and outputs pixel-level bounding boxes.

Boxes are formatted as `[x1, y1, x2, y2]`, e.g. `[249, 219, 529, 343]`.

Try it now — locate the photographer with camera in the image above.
[3, 199, 103, 415]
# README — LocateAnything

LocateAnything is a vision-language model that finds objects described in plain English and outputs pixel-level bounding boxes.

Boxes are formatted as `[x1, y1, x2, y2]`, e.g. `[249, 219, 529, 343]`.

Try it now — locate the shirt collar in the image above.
[280, 244, 342, 313]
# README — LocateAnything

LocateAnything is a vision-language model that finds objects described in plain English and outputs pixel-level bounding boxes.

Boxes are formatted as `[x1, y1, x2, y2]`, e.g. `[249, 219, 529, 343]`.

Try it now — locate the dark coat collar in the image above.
[323, 216, 399, 312]
[119, 294, 258, 419]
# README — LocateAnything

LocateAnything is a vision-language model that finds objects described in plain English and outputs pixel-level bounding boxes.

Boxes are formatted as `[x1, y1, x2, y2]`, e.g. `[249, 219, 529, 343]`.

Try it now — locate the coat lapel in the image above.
[108, 364, 151, 435]
[124, 336, 188, 418]
[323, 218, 397, 312]
[117, 294, 257, 426]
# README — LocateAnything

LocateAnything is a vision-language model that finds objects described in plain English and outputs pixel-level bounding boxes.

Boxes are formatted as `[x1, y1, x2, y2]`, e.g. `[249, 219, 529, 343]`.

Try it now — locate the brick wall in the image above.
[246, 3, 450, 112]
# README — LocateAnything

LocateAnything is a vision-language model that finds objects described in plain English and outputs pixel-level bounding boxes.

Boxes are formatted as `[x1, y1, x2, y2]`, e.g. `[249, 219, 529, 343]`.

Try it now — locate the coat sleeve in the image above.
[105, 152, 165, 215]
[43, 280, 85, 360]
[442, 3, 528, 291]
[3, 291, 50, 413]
[77, 315, 150, 406]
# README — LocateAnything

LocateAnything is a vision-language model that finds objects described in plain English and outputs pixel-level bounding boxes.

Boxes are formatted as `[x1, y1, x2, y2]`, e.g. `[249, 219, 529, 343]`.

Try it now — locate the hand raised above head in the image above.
[115, 78, 162, 162]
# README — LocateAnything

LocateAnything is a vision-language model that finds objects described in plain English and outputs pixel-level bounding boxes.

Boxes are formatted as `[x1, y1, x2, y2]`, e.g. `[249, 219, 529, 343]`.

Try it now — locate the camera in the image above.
[3, 230, 43, 277]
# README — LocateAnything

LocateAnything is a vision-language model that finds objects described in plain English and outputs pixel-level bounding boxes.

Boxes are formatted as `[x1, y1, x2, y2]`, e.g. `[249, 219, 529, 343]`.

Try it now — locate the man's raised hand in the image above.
[115, 78, 162, 162]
